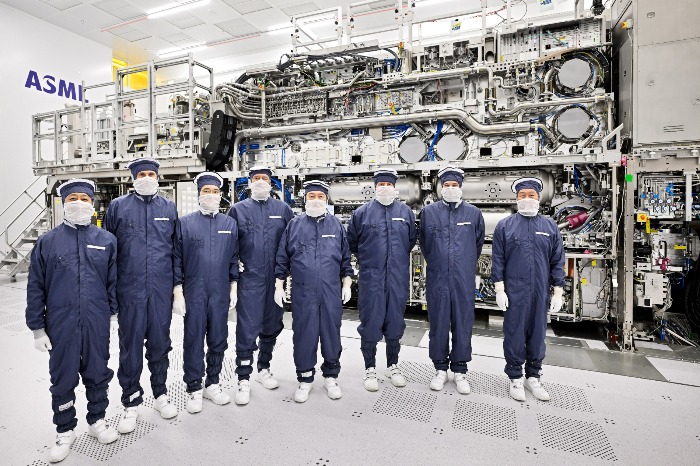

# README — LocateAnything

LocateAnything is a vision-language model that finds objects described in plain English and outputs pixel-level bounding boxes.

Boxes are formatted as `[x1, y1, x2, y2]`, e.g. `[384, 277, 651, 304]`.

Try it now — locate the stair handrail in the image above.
[0, 176, 46, 220]
[5, 205, 51, 256]
[2, 183, 49, 256]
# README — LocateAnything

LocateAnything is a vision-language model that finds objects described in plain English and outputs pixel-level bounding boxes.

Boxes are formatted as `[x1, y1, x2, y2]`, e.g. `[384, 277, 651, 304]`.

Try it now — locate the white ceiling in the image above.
[1, 0, 592, 78]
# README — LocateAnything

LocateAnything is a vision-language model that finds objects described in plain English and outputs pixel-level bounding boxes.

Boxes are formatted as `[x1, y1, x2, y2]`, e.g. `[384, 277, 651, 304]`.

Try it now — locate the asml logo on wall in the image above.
[24, 70, 89, 103]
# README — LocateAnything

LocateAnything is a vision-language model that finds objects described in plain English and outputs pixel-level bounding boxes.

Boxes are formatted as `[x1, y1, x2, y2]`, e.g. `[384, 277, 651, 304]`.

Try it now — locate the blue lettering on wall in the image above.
[43, 75, 56, 94]
[24, 70, 89, 103]
[58, 80, 76, 100]
[24, 70, 41, 91]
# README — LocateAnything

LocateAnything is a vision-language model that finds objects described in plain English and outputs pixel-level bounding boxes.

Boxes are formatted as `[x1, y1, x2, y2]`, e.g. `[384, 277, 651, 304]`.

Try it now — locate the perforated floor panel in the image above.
[537, 382, 595, 413]
[467, 371, 511, 399]
[372, 387, 436, 423]
[538, 414, 617, 461]
[452, 399, 518, 440]
[397, 360, 435, 385]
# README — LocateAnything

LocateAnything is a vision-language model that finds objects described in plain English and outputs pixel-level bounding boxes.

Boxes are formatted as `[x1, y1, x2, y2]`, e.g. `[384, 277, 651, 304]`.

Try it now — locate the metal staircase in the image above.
[0, 178, 49, 280]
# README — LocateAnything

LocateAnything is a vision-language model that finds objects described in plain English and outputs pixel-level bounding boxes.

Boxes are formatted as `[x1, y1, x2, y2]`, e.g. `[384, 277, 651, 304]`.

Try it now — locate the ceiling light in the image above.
[414, 0, 453, 6]
[148, 0, 211, 19]
[267, 24, 294, 35]
[159, 44, 209, 58]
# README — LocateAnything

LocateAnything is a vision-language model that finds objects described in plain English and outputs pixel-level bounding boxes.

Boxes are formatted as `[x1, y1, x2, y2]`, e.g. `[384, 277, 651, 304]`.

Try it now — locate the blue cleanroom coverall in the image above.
[419, 200, 485, 373]
[347, 199, 417, 369]
[104, 193, 177, 407]
[275, 213, 353, 382]
[491, 213, 565, 379]
[174, 211, 239, 392]
[26, 223, 118, 432]
[227, 198, 293, 380]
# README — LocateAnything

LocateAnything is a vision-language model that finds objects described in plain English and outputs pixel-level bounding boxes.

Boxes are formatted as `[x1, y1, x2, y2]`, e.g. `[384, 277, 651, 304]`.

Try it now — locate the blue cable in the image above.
[427, 121, 443, 161]
[573, 166, 593, 200]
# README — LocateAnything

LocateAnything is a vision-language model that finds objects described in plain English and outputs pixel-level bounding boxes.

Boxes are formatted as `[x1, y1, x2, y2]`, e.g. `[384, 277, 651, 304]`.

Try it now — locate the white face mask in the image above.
[375, 185, 396, 206]
[517, 198, 540, 216]
[250, 179, 271, 201]
[199, 194, 221, 213]
[441, 186, 462, 203]
[63, 200, 94, 226]
[305, 199, 327, 217]
[133, 176, 159, 196]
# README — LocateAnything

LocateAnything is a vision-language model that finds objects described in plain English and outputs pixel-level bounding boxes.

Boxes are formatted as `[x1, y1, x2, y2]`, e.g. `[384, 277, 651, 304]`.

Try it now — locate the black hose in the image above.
[383, 48, 400, 70]
[686, 259, 700, 329]
[277, 53, 294, 72]
[235, 72, 249, 84]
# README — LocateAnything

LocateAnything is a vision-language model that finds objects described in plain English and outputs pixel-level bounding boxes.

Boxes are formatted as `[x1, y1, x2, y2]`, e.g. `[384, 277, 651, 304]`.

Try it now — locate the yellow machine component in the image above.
[112, 58, 148, 90]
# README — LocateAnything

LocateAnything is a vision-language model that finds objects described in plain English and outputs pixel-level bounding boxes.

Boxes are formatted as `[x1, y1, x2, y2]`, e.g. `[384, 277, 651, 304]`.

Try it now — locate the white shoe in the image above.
[430, 370, 447, 391]
[87, 418, 119, 444]
[454, 373, 471, 394]
[294, 382, 312, 403]
[48, 430, 75, 463]
[117, 406, 138, 434]
[323, 377, 342, 400]
[256, 369, 279, 390]
[384, 364, 407, 387]
[154, 394, 178, 419]
[510, 377, 526, 402]
[234, 380, 250, 406]
[186, 390, 203, 414]
[204, 384, 231, 406]
[524, 377, 551, 401]
[363, 367, 379, 392]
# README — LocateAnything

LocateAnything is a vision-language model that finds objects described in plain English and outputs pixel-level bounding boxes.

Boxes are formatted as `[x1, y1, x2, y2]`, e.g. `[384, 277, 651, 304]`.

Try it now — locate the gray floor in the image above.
[2, 277, 700, 465]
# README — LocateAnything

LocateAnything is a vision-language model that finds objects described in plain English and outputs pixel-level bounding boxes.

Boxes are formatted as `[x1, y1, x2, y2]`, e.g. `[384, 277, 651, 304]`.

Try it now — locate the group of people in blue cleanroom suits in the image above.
[26, 160, 564, 463]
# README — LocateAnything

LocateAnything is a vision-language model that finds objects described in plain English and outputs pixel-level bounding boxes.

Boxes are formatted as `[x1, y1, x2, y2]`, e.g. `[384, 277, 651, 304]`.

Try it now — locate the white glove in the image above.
[33, 329, 52, 352]
[173, 285, 186, 317]
[110, 315, 118, 333]
[494, 281, 509, 311]
[341, 276, 352, 304]
[549, 286, 564, 313]
[229, 282, 238, 310]
[239, 261, 245, 273]
[274, 279, 288, 307]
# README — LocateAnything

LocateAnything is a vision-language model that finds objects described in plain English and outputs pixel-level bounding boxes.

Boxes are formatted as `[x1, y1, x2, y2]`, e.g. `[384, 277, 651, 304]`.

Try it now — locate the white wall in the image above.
[0, 4, 112, 254]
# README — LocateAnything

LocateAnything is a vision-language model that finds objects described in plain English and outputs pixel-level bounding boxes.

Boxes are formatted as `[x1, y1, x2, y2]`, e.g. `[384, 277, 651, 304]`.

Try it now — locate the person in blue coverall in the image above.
[274, 180, 353, 403]
[104, 158, 179, 433]
[492, 177, 565, 402]
[347, 169, 417, 392]
[227, 165, 294, 406]
[419, 166, 485, 395]
[173, 172, 239, 414]
[26, 179, 119, 463]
